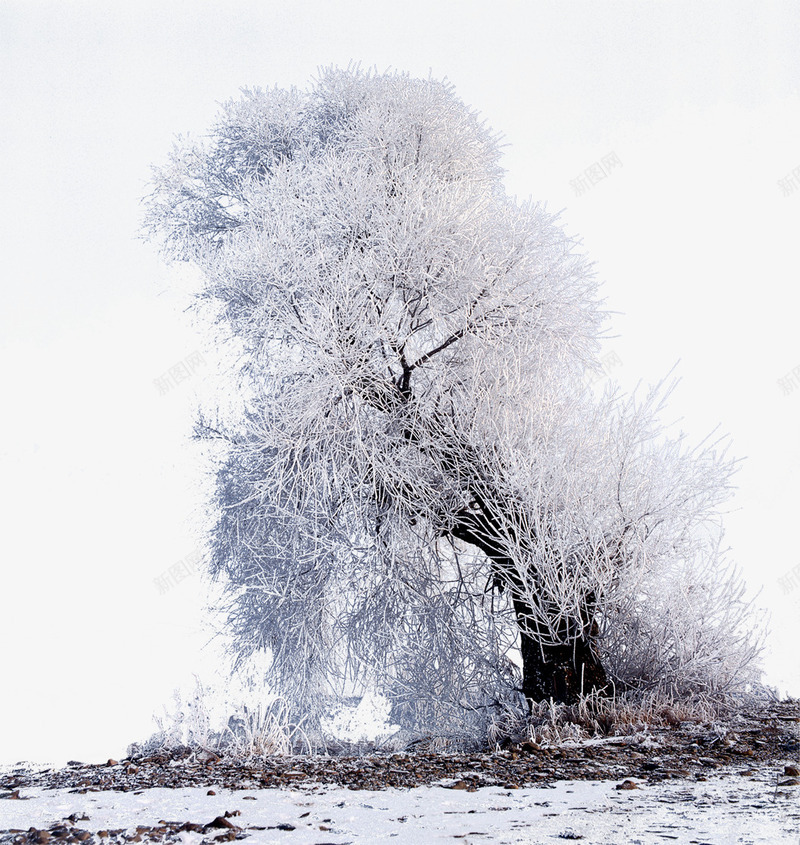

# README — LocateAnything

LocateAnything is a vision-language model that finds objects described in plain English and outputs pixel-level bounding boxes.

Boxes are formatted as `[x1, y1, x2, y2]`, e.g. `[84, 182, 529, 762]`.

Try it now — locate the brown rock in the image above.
[779, 778, 800, 786]
[207, 789, 216, 795]
[784, 765, 800, 777]
[106, 759, 118, 767]
[615, 779, 638, 790]
[206, 816, 238, 830]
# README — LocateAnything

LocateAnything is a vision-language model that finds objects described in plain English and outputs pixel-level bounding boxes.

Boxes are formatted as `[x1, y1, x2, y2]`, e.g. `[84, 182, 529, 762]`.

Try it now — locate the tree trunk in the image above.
[450, 503, 608, 707]
[513, 596, 607, 705]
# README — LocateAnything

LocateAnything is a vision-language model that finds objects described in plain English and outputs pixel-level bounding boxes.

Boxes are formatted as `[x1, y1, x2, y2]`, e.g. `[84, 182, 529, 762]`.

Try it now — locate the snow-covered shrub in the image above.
[129, 665, 311, 760]
[600, 538, 765, 699]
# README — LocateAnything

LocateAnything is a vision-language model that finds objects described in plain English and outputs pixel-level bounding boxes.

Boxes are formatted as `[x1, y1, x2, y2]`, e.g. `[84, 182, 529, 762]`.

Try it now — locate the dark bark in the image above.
[513, 597, 607, 704]
[451, 499, 608, 707]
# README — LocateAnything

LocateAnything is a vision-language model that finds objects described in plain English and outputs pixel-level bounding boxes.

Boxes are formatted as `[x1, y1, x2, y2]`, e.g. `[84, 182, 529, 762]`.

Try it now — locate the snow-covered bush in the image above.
[129, 669, 312, 760]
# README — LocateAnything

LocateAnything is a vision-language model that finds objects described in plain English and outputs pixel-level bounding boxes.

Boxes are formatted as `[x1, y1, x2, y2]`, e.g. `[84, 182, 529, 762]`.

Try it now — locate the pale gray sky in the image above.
[1, 0, 799, 766]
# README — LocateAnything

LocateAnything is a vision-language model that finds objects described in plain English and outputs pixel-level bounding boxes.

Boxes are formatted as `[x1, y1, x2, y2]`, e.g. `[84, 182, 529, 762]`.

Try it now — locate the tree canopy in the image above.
[144, 68, 761, 742]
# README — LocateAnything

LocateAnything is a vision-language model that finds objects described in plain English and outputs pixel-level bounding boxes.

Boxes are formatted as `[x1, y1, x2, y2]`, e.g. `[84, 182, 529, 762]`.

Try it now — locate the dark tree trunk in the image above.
[512, 596, 607, 705]
[450, 501, 608, 707]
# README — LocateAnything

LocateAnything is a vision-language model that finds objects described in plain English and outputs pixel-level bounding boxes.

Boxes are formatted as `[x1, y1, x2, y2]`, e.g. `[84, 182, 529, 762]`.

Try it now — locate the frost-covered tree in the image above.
[143, 68, 761, 736]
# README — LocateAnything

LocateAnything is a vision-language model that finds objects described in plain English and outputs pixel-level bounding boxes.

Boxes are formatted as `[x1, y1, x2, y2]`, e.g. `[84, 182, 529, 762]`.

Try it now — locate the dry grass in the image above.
[134, 672, 768, 761]
[487, 688, 721, 749]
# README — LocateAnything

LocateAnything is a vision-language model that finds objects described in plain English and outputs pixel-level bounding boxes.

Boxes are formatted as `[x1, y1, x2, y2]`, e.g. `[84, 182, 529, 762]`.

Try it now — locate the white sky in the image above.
[1, 0, 799, 767]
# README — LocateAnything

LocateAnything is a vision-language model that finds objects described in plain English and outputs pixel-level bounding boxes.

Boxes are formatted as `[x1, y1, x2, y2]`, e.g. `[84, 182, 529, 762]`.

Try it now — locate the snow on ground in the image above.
[2, 770, 799, 845]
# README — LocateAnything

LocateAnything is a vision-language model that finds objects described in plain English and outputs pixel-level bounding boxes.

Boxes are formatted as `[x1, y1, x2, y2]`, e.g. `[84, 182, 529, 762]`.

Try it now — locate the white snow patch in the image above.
[1, 770, 798, 844]
[320, 691, 401, 744]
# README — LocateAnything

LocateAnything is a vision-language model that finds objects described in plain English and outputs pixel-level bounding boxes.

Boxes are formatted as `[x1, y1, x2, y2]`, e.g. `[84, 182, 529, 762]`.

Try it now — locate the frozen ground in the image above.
[3, 700, 799, 843]
[2, 769, 799, 845]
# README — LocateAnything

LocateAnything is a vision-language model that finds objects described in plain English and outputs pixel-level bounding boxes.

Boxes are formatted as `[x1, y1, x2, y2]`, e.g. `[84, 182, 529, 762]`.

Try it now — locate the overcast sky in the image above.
[1, 0, 799, 767]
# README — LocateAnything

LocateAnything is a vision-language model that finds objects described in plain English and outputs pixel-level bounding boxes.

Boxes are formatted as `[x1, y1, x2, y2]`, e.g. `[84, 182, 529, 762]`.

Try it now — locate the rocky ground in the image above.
[1, 700, 798, 844]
